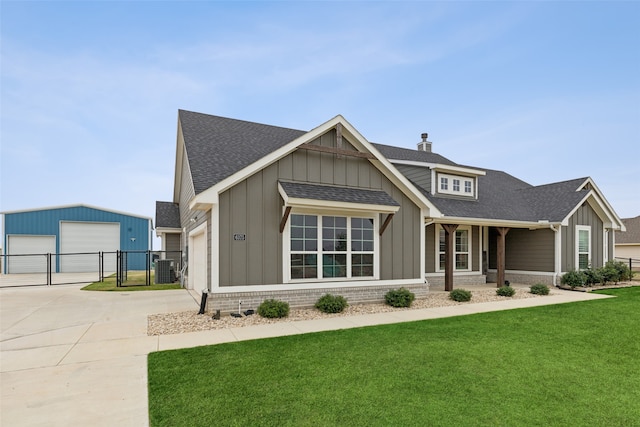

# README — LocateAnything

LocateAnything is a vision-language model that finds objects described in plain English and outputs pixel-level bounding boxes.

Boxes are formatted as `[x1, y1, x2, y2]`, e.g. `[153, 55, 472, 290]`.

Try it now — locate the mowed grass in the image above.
[81, 271, 181, 291]
[148, 287, 640, 427]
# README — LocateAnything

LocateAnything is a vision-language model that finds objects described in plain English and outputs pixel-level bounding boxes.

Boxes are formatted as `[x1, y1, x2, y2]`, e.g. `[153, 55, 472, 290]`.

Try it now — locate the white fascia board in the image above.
[189, 116, 342, 210]
[431, 216, 557, 229]
[155, 227, 182, 237]
[388, 159, 486, 177]
[577, 178, 625, 230]
[286, 197, 400, 214]
[189, 114, 442, 218]
[560, 190, 624, 230]
[172, 117, 185, 204]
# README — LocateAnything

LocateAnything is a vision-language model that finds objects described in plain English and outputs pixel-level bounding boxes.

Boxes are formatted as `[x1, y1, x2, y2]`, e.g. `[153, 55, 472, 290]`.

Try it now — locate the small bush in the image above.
[583, 267, 602, 287]
[561, 270, 585, 289]
[496, 285, 516, 297]
[315, 294, 348, 313]
[385, 288, 416, 308]
[605, 260, 632, 283]
[258, 299, 290, 318]
[530, 284, 550, 295]
[449, 289, 472, 302]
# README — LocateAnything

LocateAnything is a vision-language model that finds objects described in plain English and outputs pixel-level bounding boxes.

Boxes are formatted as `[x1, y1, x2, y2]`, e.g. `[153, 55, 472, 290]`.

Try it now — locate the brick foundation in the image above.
[207, 282, 429, 313]
[486, 271, 555, 286]
[425, 274, 487, 287]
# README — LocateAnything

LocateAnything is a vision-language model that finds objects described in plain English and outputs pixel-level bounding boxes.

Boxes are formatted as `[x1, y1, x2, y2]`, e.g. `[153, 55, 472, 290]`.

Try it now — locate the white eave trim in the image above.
[189, 115, 442, 218]
[428, 216, 560, 229]
[560, 189, 624, 230]
[388, 159, 486, 177]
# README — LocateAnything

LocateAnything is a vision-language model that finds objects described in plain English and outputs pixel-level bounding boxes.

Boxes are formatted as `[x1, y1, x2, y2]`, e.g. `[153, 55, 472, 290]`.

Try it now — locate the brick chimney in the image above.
[417, 133, 432, 152]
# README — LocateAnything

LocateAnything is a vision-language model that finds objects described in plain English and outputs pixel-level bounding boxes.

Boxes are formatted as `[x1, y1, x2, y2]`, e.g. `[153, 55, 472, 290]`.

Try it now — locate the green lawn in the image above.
[148, 287, 640, 426]
[81, 271, 181, 291]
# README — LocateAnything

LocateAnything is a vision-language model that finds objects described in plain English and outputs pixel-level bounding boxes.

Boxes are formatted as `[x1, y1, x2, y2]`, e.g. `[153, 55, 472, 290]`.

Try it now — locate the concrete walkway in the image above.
[1, 284, 612, 427]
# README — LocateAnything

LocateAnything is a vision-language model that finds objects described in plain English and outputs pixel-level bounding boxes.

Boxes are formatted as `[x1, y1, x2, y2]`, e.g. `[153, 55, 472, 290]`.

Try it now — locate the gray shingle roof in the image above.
[413, 170, 589, 222]
[372, 143, 458, 166]
[176, 109, 597, 225]
[155, 201, 180, 228]
[179, 110, 306, 194]
[616, 216, 640, 244]
[279, 181, 399, 207]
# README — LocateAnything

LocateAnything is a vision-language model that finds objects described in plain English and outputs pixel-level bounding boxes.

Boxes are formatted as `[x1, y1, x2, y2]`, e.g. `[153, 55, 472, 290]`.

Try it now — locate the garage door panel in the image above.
[60, 222, 119, 273]
[189, 232, 206, 294]
[7, 235, 56, 274]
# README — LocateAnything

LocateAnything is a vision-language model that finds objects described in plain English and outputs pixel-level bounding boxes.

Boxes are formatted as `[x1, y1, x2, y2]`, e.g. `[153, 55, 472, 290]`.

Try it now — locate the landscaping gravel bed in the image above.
[148, 288, 553, 336]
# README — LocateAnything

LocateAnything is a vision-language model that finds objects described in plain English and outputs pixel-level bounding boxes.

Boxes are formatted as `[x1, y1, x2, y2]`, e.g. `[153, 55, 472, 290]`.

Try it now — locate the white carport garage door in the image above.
[189, 231, 207, 295]
[6, 235, 56, 273]
[60, 222, 120, 272]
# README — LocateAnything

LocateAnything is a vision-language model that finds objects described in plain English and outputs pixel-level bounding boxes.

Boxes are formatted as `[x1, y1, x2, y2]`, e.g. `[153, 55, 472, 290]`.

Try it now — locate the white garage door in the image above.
[60, 222, 120, 272]
[6, 235, 57, 273]
[189, 231, 207, 294]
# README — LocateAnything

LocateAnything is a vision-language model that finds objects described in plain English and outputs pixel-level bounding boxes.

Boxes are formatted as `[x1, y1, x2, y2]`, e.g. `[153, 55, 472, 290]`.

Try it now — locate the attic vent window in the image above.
[437, 173, 476, 197]
[440, 177, 448, 190]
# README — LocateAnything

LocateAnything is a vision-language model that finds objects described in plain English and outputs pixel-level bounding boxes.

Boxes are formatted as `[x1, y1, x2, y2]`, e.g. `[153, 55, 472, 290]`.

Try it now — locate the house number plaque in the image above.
[233, 233, 246, 241]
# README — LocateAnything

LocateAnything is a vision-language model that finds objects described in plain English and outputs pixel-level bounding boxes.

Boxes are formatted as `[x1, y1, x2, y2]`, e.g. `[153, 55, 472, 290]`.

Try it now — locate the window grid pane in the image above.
[290, 215, 375, 281]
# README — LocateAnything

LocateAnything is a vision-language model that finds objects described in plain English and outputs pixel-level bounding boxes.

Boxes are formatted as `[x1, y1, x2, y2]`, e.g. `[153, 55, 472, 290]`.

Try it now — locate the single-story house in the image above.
[615, 216, 640, 269]
[156, 110, 625, 312]
[2, 204, 152, 273]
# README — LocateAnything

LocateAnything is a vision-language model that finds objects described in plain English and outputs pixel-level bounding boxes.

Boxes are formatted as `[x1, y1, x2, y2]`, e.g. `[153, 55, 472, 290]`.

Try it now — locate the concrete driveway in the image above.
[0, 284, 198, 427]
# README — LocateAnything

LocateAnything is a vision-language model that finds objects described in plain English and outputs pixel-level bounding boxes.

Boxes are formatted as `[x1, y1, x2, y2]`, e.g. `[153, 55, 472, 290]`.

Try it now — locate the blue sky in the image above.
[1, 1, 639, 247]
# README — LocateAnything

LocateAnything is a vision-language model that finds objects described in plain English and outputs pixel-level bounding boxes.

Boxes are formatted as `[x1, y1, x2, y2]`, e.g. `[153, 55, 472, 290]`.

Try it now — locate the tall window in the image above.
[289, 214, 375, 281]
[576, 226, 591, 270]
[438, 226, 470, 271]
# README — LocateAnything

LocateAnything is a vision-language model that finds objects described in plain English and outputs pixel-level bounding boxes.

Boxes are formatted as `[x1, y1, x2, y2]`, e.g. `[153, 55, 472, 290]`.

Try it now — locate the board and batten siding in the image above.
[218, 131, 422, 287]
[561, 202, 604, 271]
[488, 228, 554, 272]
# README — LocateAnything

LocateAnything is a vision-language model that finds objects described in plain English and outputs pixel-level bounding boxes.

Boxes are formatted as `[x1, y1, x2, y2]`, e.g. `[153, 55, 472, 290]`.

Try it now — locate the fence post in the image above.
[629, 258, 633, 273]
[46, 253, 52, 286]
[146, 250, 151, 286]
[116, 250, 121, 287]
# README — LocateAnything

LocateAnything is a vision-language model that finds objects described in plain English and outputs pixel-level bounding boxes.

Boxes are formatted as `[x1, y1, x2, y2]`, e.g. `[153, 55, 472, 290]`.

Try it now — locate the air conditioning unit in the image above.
[155, 259, 175, 284]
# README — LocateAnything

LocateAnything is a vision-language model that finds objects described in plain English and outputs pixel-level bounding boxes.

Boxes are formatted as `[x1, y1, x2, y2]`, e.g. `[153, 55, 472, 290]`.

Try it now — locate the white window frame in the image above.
[435, 225, 472, 272]
[437, 173, 475, 197]
[283, 209, 380, 283]
[575, 225, 591, 270]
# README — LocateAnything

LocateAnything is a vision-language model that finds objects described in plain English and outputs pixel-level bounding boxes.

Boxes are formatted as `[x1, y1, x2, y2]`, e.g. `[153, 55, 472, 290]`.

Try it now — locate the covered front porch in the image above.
[426, 221, 559, 291]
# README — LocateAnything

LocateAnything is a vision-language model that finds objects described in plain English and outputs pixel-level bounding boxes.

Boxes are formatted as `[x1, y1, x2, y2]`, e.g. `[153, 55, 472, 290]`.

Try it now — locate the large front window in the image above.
[438, 226, 471, 271]
[290, 214, 375, 281]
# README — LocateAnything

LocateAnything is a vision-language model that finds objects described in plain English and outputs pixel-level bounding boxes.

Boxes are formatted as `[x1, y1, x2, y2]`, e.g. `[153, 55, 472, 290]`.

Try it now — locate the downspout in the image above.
[550, 224, 561, 286]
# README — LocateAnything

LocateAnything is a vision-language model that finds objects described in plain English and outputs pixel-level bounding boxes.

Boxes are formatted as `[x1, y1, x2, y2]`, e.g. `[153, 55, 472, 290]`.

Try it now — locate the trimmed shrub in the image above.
[605, 260, 632, 283]
[385, 288, 416, 308]
[530, 284, 550, 295]
[258, 299, 290, 318]
[449, 289, 472, 302]
[496, 285, 516, 297]
[315, 294, 348, 314]
[561, 270, 585, 289]
[583, 267, 603, 287]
